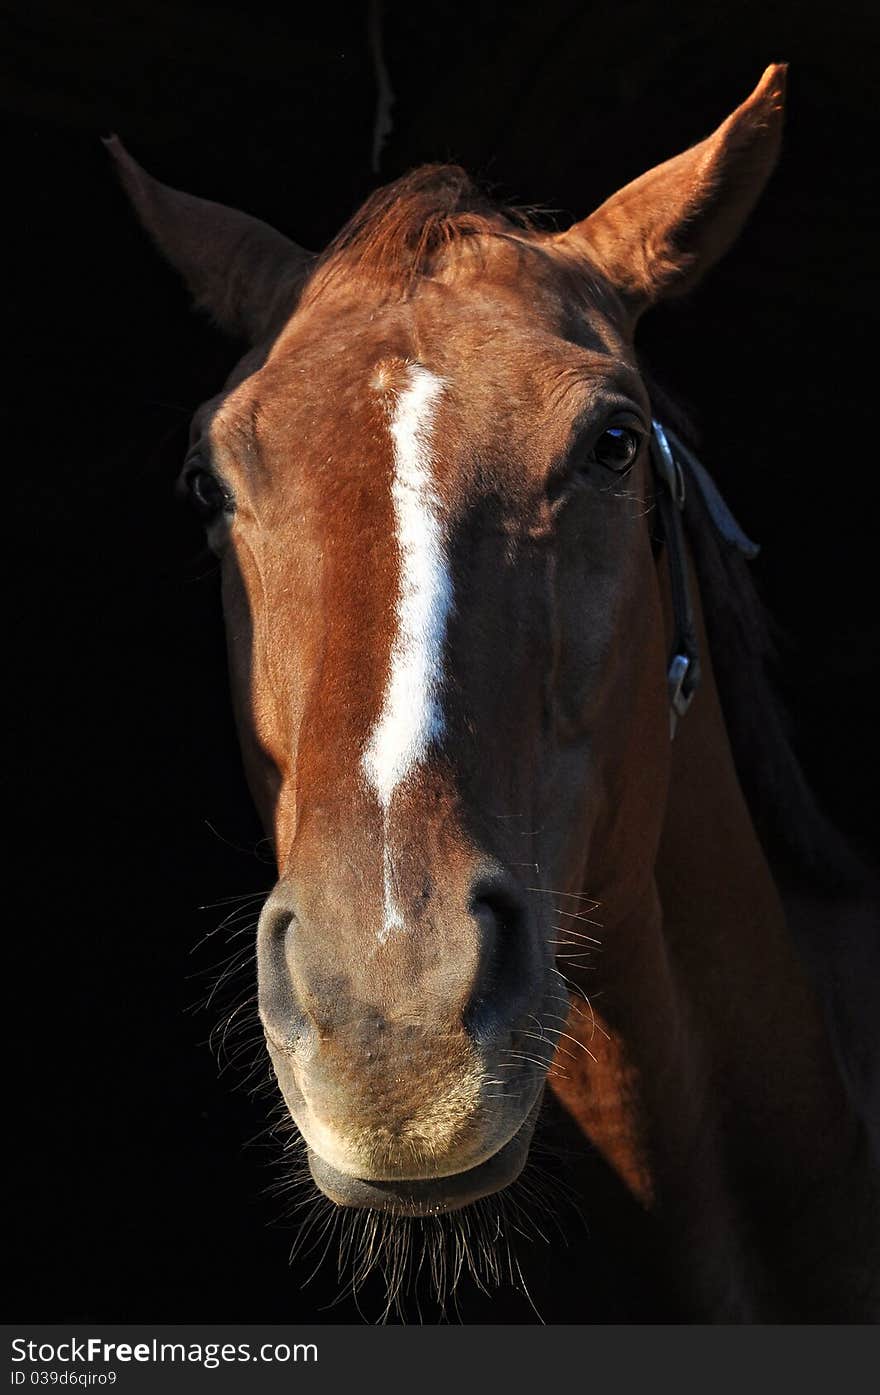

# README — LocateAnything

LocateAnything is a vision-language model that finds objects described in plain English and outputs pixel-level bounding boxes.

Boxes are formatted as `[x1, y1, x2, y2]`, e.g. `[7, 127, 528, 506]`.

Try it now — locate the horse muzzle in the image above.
[305, 1096, 543, 1215]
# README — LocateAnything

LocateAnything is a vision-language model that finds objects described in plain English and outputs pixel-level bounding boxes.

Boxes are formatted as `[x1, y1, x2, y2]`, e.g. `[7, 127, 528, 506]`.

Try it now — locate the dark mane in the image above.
[682, 449, 866, 894]
[304, 164, 537, 298]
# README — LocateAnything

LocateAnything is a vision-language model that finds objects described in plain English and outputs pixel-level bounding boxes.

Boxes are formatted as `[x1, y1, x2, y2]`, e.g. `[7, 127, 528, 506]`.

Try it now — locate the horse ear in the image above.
[105, 136, 313, 342]
[559, 64, 787, 321]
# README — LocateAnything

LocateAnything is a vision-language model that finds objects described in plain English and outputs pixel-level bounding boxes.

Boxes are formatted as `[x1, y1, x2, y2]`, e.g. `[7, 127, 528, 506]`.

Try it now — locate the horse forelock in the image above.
[300, 164, 539, 302]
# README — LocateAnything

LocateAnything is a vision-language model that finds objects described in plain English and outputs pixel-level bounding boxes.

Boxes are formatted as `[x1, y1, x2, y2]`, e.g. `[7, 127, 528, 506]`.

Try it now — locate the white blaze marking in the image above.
[362, 364, 451, 941]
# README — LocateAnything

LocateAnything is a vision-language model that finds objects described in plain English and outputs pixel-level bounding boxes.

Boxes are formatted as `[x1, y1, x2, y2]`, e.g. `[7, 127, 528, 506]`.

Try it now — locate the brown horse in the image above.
[110, 64, 879, 1320]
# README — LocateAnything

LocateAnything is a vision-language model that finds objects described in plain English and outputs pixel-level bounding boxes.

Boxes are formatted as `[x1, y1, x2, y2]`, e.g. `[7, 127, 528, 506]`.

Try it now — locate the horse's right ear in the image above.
[105, 137, 313, 343]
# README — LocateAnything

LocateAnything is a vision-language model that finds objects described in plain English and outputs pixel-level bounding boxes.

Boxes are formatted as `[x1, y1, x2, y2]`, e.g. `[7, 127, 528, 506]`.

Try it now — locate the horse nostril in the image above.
[472, 888, 521, 951]
[464, 879, 529, 1042]
[259, 895, 296, 935]
[257, 899, 310, 1045]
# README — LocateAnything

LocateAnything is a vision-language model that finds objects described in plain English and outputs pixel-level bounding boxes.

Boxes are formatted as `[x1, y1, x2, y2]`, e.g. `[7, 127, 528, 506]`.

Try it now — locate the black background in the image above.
[6, 0, 879, 1322]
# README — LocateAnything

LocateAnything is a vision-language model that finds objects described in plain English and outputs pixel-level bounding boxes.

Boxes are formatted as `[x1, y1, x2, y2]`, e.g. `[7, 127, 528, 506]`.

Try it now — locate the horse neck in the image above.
[651, 562, 855, 1169]
[551, 549, 864, 1314]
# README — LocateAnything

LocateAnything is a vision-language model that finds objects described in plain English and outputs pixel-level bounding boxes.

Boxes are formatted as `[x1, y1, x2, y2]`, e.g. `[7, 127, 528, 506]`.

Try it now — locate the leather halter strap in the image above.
[650, 419, 759, 738]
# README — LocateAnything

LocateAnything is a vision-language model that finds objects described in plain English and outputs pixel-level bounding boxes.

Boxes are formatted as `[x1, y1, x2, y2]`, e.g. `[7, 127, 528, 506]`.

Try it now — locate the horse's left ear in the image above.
[559, 64, 787, 322]
[105, 136, 314, 342]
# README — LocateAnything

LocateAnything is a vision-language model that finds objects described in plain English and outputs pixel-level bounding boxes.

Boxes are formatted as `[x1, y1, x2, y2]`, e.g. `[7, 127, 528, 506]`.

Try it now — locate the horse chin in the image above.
[306, 1098, 543, 1216]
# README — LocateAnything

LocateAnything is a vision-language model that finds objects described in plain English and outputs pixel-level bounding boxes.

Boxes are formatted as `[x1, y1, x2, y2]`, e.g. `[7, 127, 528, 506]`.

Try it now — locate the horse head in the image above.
[110, 66, 785, 1216]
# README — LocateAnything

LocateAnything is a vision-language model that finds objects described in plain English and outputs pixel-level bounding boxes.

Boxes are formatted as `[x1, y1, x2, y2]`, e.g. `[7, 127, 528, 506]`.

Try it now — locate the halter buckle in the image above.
[667, 653, 695, 738]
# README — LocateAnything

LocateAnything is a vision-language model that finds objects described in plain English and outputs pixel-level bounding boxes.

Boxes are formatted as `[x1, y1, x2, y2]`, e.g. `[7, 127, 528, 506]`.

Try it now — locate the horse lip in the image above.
[306, 1099, 542, 1216]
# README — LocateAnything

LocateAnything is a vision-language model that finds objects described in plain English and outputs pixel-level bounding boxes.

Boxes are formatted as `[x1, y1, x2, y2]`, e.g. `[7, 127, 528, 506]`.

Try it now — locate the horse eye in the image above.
[590, 426, 642, 474]
[185, 468, 233, 520]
